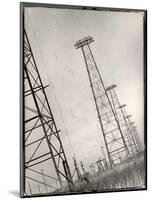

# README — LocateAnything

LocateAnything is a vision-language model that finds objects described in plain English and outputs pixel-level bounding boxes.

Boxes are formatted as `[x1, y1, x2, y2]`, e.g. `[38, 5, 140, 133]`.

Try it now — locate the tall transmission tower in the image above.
[106, 84, 138, 156]
[74, 36, 130, 167]
[24, 30, 73, 195]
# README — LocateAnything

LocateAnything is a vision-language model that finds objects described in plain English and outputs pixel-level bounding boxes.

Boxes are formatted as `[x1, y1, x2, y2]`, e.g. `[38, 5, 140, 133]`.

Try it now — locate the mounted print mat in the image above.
[20, 2, 147, 198]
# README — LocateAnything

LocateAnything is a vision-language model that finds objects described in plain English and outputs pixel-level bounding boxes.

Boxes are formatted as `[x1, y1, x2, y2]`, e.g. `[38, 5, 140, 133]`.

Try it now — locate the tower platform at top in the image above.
[74, 36, 94, 49]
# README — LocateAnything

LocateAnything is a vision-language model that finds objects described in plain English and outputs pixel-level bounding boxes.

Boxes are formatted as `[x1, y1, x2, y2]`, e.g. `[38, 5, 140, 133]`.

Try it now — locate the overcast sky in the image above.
[25, 7, 144, 193]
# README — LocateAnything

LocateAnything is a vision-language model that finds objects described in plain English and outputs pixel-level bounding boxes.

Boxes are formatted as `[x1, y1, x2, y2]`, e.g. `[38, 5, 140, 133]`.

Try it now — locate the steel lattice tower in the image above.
[118, 106, 141, 152]
[74, 36, 130, 167]
[126, 115, 142, 151]
[106, 84, 138, 156]
[24, 30, 73, 195]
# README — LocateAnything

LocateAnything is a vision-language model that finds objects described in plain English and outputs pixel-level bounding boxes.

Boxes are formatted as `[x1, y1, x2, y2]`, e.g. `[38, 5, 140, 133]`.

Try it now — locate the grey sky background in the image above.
[25, 7, 144, 176]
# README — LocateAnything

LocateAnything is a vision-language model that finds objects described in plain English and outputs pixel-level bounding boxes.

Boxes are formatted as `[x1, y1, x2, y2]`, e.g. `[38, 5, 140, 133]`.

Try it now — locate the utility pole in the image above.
[74, 36, 130, 167]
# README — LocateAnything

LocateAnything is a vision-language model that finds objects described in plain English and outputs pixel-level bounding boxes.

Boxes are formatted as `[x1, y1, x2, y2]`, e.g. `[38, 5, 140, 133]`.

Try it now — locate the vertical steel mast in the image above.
[74, 36, 130, 167]
[24, 30, 73, 195]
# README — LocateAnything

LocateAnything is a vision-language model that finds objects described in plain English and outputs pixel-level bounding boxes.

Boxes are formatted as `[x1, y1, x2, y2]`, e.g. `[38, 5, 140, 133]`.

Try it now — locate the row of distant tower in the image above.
[74, 36, 143, 168]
